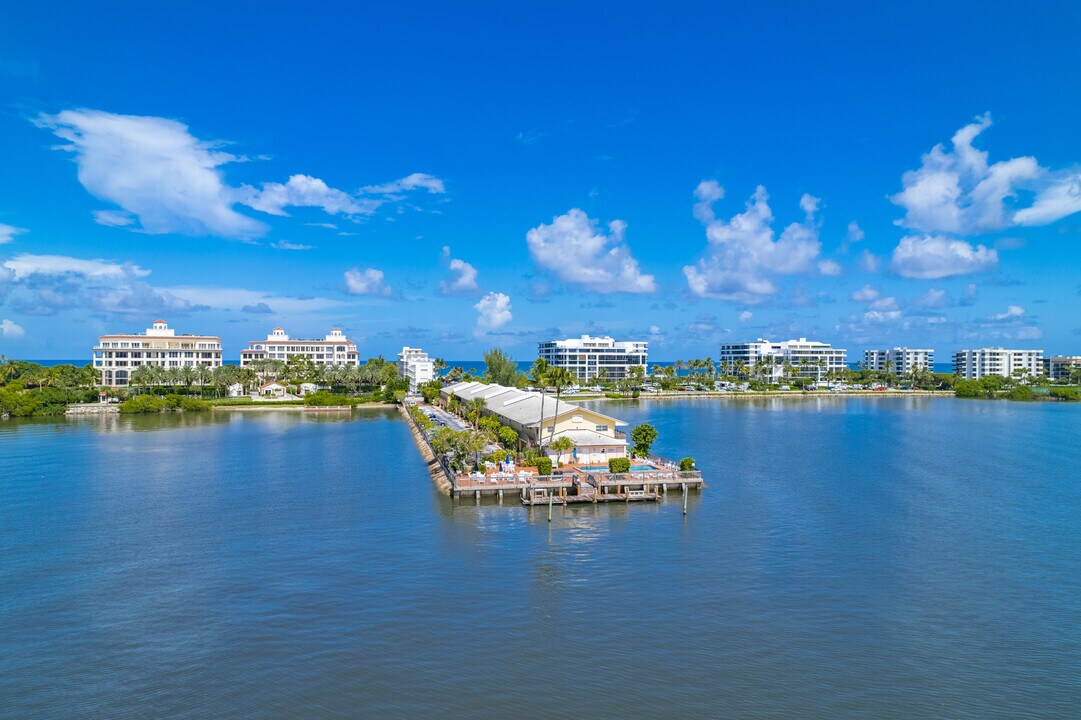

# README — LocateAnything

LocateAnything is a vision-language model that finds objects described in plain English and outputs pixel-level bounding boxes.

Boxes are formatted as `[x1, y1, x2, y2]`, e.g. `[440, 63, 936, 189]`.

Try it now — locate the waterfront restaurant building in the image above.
[240, 327, 360, 367]
[718, 338, 848, 382]
[863, 347, 935, 376]
[537, 335, 648, 381]
[440, 381, 628, 464]
[93, 320, 222, 387]
[953, 348, 1044, 380]
[398, 346, 435, 391]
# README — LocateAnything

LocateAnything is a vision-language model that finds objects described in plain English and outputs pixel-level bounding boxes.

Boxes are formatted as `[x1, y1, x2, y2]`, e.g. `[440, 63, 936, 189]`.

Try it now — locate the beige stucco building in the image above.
[93, 320, 222, 387]
[240, 327, 359, 367]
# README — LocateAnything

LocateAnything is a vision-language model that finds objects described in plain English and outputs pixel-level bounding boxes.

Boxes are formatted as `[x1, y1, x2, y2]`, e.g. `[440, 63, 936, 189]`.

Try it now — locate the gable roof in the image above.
[441, 381, 625, 427]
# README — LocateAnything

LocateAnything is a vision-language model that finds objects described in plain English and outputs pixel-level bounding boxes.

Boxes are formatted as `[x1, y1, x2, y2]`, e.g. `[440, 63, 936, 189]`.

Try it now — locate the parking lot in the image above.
[420, 403, 470, 431]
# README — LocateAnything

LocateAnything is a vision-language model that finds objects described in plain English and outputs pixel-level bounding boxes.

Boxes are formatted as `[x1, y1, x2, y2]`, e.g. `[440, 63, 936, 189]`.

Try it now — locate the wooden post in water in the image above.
[682, 483, 688, 515]
[548, 492, 553, 522]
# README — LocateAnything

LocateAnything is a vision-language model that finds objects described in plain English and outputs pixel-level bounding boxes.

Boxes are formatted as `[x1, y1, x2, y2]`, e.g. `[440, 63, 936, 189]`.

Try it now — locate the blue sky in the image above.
[2, 2, 1081, 360]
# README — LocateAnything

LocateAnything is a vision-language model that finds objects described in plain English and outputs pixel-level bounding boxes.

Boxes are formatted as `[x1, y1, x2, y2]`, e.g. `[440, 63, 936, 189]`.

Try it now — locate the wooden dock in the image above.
[455, 469, 702, 505]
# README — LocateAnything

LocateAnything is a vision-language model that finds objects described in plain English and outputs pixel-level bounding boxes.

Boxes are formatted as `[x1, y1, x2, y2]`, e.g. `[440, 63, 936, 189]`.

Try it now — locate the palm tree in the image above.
[238, 366, 258, 393]
[781, 361, 795, 385]
[467, 397, 486, 429]
[130, 365, 152, 393]
[545, 367, 577, 450]
[550, 436, 574, 465]
[529, 358, 550, 450]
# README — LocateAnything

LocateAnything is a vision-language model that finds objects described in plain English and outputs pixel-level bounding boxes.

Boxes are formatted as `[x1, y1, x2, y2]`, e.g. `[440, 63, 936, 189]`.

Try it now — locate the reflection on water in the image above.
[1, 399, 1078, 719]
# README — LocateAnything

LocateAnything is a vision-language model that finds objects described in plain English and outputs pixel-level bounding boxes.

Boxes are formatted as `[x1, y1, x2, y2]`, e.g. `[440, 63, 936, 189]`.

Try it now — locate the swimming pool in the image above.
[578, 465, 654, 472]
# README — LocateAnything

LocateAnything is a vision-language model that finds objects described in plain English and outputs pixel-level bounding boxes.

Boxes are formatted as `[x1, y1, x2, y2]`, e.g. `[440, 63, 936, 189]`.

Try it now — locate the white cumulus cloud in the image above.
[439, 248, 480, 295]
[473, 291, 512, 336]
[0, 223, 27, 244]
[3, 253, 150, 280]
[916, 288, 947, 307]
[891, 112, 1081, 234]
[991, 304, 1025, 321]
[1, 319, 25, 338]
[851, 284, 880, 303]
[343, 267, 391, 297]
[738, 311, 753, 322]
[818, 259, 842, 276]
[241, 174, 381, 217]
[362, 173, 446, 195]
[36, 108, 447, 239]
[684, 183, 821, 303]
[37, 109, 267, 238]
[526, 209, 656, 294]
[890, 235, 997, 279]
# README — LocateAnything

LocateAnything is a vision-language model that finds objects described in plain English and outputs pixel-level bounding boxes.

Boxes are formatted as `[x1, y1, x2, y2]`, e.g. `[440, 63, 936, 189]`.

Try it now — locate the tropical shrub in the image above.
[608, 457, 631, 473]
[630, 423, 658, 458]
[1050, 386, 1080, 401]
[1006, 385, 1034, 402]
[536, 457, 553, 475]
[679, 457, 696, 471]
[119, 395, 167, 413]
[305, 391, 357, 407]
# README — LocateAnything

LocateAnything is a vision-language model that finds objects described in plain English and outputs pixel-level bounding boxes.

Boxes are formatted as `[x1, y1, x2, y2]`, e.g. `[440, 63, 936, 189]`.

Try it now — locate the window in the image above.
[596, 425, 608, 432]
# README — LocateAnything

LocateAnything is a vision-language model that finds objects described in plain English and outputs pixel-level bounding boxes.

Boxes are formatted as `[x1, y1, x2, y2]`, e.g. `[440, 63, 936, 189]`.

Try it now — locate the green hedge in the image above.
[1050, 386, 1080, 401]
[679, 457, 696, 471]
[536, 457, 553, 475]
[119, 394, 210, 413]
[608, 457, 631, 473]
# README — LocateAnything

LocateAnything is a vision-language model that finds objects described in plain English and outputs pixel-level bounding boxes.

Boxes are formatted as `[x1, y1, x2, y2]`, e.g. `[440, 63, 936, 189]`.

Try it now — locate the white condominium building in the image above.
[1045, 356, 1081, 381]
[93, 320, 222, 387]
[718, 338, 847, 381]
[537, 335, 648, 381]
[398, 346, 435, 391]
[240, 327, 359, 367]
[864, 347, 935, 376]
[953, 348, 1044, 380]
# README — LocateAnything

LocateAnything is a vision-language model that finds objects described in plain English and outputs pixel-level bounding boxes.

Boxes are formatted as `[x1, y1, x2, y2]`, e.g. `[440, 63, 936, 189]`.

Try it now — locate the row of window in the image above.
[249, 345, 353, 352]
[98, 351, 219, 359]
[97, 342, 220, 349]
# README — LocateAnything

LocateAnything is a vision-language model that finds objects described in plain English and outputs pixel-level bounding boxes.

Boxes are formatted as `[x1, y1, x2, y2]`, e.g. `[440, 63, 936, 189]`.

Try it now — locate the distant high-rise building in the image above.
[953, 348, 1044, 380]
[718, 338, 847, 382]
[537, 335, 648, 381]
[864, 347, 934, 376]
[240, 327, 359, 367]
[93, 320, 222, 387]
[1045, 355, 1081, 381]
[398, 346, 435, 391]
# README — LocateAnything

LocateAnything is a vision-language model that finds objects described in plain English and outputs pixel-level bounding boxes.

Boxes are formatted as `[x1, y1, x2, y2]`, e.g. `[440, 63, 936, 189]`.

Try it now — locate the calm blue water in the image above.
[1, 399, 1078, 718]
